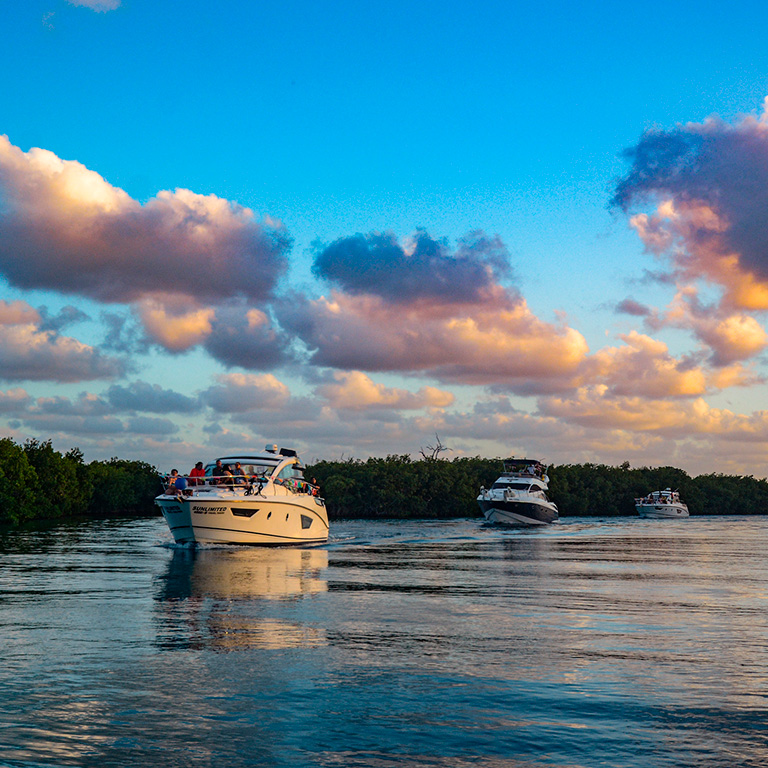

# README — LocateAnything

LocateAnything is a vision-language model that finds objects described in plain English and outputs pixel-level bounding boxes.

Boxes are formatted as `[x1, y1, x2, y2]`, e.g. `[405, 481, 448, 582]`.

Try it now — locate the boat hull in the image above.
[478, 499, 559, 526]
[636, 504, 689, 519]
[156, 493, 329, 546]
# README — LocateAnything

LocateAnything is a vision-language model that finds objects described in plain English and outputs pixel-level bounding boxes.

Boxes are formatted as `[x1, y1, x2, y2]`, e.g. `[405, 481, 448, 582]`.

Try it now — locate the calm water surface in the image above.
[1, 515, 768, 767]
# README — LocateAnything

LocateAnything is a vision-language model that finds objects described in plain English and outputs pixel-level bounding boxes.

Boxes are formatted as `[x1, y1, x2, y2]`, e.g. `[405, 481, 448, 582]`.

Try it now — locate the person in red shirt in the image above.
[188, 461, 206, 486]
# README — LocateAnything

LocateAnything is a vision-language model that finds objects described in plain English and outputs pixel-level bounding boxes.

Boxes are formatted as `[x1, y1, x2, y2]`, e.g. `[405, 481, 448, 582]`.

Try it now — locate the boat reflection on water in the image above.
[155, 547, 328, 651]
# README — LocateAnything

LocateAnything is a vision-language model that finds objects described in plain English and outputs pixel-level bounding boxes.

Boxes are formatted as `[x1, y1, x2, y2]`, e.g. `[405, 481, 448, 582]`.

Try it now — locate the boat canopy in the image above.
[205, 446, 304, 478]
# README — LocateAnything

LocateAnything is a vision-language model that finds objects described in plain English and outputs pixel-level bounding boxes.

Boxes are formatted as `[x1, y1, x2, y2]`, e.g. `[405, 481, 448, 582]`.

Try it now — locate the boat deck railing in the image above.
[161, 473, 320, 498]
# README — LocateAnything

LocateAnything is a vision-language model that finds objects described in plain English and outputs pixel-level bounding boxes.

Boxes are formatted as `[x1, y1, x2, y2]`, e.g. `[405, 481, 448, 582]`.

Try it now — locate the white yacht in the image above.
[155, 445, 329, 545]
[635, 488, 689, 518]
[477, 458, 559, 526]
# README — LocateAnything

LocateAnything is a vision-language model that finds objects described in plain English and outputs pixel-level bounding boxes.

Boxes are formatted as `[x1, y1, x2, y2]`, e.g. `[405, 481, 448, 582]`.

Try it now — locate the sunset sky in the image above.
[4, 0, 768, 475]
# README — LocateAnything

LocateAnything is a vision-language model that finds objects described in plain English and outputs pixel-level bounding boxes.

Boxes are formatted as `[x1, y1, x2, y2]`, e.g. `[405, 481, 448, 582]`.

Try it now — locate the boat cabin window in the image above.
[491, 481, 534, 491]
[276, 464, 303, 482]
[249, 463, 277, 477]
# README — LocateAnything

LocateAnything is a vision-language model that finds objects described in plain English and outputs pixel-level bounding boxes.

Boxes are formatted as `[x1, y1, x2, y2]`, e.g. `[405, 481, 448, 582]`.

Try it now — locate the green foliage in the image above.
[0, 438, 39, 524]
[308, 455, 768, 519]
[23, 439, 92, 519]
[0, 437, 161, 525]
[86, 458, 162, 516]
[2, 436, 767, 524]
[306, 455, 502, 519]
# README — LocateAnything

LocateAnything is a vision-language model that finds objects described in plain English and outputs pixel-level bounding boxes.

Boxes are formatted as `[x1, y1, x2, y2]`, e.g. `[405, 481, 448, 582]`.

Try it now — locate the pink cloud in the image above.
[279, 288, 588, 391]
[0, 136, 290, 305]
[613, 101, 768, 311]
[0, 300, 124, 382]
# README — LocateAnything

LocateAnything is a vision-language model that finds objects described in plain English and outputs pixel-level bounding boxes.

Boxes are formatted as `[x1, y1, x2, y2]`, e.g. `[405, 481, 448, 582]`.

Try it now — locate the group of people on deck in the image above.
[208, 460, 249, 487]
[166, 461, 248, 494]
[165, 462, 319, 496]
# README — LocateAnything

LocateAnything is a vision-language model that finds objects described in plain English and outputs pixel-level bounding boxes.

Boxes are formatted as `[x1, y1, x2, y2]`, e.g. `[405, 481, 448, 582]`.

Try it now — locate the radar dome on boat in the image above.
[265, 443, 278, 453]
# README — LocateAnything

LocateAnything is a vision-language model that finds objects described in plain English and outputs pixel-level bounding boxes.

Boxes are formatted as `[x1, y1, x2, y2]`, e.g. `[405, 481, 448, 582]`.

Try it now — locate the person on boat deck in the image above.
[189, 461, 205, 486]
[166, 469, 187, 495]
[233, 462, 247, 486]
[165, 469, 179, 493]
[222, 464, 235, 488]
[211, 459, 225, 485]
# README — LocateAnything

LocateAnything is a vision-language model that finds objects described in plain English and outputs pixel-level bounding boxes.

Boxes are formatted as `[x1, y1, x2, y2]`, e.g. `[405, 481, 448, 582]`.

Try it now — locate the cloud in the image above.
[125, 416, 180, 435]
[0, 136, 290, 305]
[279, 289, 588, 391]
[137, 299, 216, 352]
[539, 385, 768, 443]
[0, 388, 32, 414]
[613, 100, 768, 311]
[202, 305, 292, 369]
[34, 392, 111, 416]
[615, 298, 651, 316]
[316, 370, 455, 411]
[106, 381, 198, 414]
[0, 300, 39, 325]
[38, 305, 90, 333]
[583, 331, 708, 398]
[642, 288, 768, 365]
[313, 230, 512, 304]
[0, 300, 124, 383]
[202, 373, 291, 413]
[18, 392, 179, 438]
[66, 0, 121, 10]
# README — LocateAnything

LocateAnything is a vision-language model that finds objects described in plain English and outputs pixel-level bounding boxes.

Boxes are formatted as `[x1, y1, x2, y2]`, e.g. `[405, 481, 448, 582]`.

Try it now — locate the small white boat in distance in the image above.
[635, 488, 689, 518]
[478, 458, 559, 526]
[155, 445, 329, 546]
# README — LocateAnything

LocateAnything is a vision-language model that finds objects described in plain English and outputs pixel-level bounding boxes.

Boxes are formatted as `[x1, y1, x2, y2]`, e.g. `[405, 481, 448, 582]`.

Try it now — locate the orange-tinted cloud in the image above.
[539, 385, 768, 442]
[316, 370, 454, 411]
[613, 101, 768, 312]
[578, 330, 759, 398]
[280, 288, 588, 391]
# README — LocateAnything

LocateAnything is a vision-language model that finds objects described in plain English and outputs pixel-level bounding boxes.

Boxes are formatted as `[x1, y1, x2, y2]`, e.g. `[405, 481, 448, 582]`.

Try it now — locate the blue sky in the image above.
[3, 0, 768, 475]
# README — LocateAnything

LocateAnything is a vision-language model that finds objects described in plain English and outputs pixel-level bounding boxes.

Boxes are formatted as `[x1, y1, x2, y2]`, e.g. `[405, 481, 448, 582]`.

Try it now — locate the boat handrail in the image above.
[161, 472, 320, 496]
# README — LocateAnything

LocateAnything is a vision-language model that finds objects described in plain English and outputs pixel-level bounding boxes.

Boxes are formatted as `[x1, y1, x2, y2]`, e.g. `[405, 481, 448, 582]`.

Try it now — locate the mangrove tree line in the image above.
[2, 438, 767, 524]
[305, 455, 768, 519]
[0, 437, 161, 524]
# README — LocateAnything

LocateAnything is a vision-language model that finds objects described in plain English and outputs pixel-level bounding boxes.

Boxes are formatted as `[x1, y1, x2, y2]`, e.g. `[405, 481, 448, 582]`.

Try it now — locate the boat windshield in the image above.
[491, 481, 535, 491]
[204, 461, 277, 477]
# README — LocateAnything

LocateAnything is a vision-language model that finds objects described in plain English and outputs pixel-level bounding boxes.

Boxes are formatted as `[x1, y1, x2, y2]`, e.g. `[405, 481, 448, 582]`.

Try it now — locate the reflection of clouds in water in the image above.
[154, 547, 328, 651]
